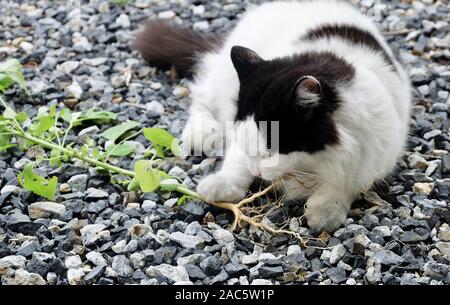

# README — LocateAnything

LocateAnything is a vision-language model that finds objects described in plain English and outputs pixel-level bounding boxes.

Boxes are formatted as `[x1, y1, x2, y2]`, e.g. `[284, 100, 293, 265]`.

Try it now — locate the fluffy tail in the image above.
[133, 19, 222, 78]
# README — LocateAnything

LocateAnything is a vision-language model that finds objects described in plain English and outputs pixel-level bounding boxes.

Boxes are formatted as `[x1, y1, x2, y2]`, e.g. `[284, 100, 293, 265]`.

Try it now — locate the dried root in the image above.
[205, 184, 328, 248]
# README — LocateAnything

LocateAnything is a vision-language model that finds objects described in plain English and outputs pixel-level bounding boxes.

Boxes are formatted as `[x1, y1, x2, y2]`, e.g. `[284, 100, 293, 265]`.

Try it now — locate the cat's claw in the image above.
[197, 173, 246, 203]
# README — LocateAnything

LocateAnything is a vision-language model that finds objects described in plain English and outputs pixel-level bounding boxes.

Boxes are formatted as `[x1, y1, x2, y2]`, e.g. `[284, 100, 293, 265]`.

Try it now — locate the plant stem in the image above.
[176, 185, 202, 200]
[15, 130, 135, 177]
[12, 129, 204, 200]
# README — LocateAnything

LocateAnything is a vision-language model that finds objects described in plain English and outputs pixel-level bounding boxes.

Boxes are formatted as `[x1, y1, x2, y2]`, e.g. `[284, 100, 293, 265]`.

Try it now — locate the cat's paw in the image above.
[304, 197, 348, 232]
[197, 173, 246, 203]
[180, 116, 222, 157]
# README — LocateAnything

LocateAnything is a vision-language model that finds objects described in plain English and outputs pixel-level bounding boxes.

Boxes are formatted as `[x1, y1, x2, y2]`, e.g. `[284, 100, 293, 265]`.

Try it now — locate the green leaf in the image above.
[0, 73, 13, 93]
[0, 58, 28, 94]
[81, 145, 87, 158]
[134, 160, 160, 193]
[0, 133, 12, 147]
[92, 147, 101, 159]
[110, 0, 129, 6]
[31, 115, 55, 135]
[73, 109, 117, 126]
[156, 170, 171, 179]
[101, 121, 140, 142]
[171, 138, 181, 156]
[60, 108, 72, 123]
[177, 195, 187, 206]
[160, 178, 180, 192]
[0, 143, 16, 153]
[18, 163, 57, 200]
[50, 149, 62, 167]
[143, 128, 175, 148]
[127, 177, 140, 192]
[106, 143, 134, 157]
[15, 112, 28, 124]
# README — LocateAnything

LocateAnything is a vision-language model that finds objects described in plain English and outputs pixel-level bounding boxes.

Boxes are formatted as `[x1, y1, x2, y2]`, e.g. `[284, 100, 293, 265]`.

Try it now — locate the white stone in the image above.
[86, 252, 107, 266]
[142, 200, 157, 212]
[407, 154, 428, 169]
[28, 202, 67, 219]
[19, 41, 33, 53]
[80, 223, 106, 236]
[82, 57, 107, 67]
[0, 256, 26, 275]
[1, 185, 21, 195]
[169, 231, 204, 249]
[436, 242, 450, 258]
[116, 13, 131, 28]
[287, 245, 302, 256]
[172, 86, 190, 97]
[258, 253, 276, 263]
[59, 61, 80, 75]
[373, 226, 391, 237]
[346, 278, 357, 285]
[112, 239, 127, 254]
[413, 182, 434, 195]
[158, 10, 175, 19]
[193, 21, 209, 31]
[330, 244, 346, 264]
[150, 82, 162, 90]
[67, 268, 85, 285]
[65, 255, 83, 269]
[72, 33, 92, 52]
[176, 253, 206, 266]
[65, 80, 83, 99]
[242, 253, 258, 265]
[146, 264, 189, 282]
[192, 5, 205, 15]
[146, 100, 165, 114]
[2, 269, 45, 285]
[251, 279, 273, 285]
[129, 252, 145, 269]
[212, 228, 234, 245]
[14, 158, 31, 169]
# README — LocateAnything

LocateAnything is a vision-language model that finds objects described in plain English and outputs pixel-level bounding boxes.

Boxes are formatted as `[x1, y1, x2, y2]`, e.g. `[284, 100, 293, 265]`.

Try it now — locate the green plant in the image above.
[110, 0, 130, 6]
[0, 58, 198, 201]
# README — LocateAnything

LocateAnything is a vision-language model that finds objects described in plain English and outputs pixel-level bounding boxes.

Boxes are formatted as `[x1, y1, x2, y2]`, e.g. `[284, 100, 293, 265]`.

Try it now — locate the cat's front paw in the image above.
[197, 173, 246, 203]
[304, 197, 349, 232]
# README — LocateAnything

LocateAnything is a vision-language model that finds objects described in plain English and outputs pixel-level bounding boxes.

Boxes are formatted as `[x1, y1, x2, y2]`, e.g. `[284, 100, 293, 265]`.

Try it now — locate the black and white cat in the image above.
[134, 0, 412, 232]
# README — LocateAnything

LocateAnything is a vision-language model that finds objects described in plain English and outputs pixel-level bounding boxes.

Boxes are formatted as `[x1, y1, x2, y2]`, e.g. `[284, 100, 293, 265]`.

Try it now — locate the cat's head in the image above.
[230, 46, 355, 180]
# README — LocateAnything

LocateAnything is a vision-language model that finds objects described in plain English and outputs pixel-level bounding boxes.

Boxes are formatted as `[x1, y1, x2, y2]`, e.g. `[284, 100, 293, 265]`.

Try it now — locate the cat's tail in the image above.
[132, 19, 222, 78]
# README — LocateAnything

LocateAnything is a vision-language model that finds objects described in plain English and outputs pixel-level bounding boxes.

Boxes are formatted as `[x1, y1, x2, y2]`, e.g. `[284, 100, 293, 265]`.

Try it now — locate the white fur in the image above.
[182, 0, 412, 231]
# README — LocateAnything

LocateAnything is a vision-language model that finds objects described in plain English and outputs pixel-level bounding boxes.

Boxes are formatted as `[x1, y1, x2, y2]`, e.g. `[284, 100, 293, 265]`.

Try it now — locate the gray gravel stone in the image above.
[112, 255, 134, 278]
[169, 231, 205, 249]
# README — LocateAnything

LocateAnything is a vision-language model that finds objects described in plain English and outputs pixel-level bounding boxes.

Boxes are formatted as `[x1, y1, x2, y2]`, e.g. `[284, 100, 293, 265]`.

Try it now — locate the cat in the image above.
[134, 0, 412, 232]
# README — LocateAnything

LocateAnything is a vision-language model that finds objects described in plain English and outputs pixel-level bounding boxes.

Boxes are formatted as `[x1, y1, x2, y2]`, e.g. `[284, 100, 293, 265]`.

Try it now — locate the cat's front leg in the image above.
[304, 186, 356, 232]
[181, 109, 222, 156]
[197, 141, 253, 203]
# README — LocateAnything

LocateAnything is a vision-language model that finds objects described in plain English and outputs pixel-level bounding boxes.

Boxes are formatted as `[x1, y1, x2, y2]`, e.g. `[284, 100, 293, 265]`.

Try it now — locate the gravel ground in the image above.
[0, 0, 449, 285]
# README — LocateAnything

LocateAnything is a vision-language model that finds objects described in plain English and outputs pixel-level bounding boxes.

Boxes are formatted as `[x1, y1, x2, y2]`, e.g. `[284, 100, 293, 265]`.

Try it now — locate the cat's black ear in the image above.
[230, 46, 263, 80]
[294, 76, 322, 107]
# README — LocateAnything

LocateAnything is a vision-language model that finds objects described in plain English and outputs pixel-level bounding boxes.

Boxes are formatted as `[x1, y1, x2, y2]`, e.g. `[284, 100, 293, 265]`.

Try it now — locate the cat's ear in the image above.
[230, 46, 263, 80]
[294, 76, 322, 107]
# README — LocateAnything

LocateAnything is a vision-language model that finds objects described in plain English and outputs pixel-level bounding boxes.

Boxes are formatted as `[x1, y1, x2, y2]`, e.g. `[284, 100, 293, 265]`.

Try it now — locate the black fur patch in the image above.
[233, 49, 355, 154]
[303, 24, 397, 71]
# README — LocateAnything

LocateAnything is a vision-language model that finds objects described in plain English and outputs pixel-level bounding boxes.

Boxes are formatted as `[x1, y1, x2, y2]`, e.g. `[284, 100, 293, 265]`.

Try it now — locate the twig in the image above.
[382, 29, 413, 36]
